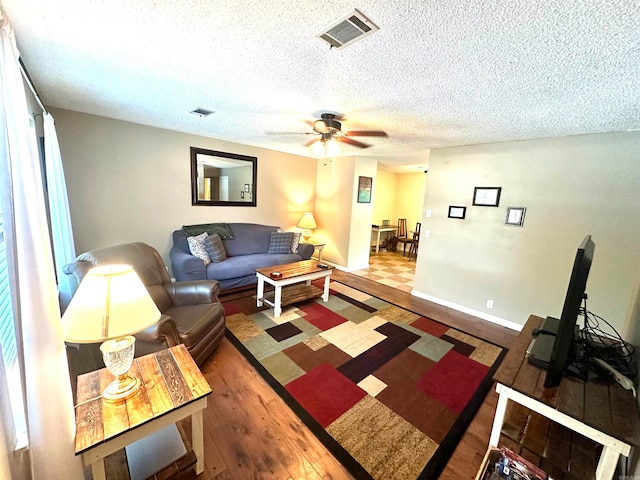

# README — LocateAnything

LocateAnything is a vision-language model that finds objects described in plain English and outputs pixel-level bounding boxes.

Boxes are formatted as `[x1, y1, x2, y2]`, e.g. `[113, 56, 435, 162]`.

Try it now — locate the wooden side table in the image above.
[301, 240, 326, 262]
[74, 344, 211, 480]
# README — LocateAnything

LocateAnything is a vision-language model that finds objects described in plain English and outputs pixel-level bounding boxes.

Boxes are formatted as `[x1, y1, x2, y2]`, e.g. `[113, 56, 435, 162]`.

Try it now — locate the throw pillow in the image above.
[291, 232, 301, 253]
[187, 232, 211, 265]
[204, 233, 227, 263]
[268, 231, 294, 254]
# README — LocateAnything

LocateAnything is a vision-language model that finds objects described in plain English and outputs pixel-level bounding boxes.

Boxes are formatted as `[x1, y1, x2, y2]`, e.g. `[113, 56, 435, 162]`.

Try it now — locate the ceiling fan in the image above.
[305, 113, 388, 150]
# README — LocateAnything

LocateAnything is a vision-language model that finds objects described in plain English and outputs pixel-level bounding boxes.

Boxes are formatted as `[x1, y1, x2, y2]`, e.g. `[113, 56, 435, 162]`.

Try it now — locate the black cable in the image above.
[573, 298, 636, 378]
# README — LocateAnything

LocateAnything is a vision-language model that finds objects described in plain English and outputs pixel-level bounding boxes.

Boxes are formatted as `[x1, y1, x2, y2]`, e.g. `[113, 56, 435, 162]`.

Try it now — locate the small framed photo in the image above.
[505, 207, 526, 226]
[357, 176, 373, 203]
[448, 206, 466, 219]
[244, 183, 251, 193]
[473, 187, 502, 207]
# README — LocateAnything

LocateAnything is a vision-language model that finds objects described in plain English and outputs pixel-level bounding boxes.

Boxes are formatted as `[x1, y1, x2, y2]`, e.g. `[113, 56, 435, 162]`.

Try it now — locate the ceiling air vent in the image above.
[190, 108, 215, 117]
[317, 9, 379, 49]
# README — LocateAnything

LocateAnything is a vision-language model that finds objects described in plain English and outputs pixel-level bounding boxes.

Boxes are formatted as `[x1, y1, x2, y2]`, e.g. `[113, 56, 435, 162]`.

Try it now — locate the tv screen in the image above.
[544, 234, 595, 387]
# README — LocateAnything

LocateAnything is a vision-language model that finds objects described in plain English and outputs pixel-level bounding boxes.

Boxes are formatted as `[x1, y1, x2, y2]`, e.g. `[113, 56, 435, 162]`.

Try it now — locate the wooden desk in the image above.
[74, 344, 211, 480]
[371, 225, 398, 253]
[489, 315, 640, 479]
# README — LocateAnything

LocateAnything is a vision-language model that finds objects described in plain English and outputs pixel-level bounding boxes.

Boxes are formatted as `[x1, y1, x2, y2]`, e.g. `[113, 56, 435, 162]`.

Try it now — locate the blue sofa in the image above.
[170, 223, 314, 290]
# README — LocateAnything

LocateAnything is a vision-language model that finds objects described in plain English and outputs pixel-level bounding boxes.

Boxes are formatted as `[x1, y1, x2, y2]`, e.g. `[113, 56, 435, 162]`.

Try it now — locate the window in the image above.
[0, 207, 27, 447]
[0, 209, 16, 370]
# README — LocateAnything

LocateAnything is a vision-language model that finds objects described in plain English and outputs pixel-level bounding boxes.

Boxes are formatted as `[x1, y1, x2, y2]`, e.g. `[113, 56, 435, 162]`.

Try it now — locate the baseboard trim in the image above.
[411, 290, 523, 332]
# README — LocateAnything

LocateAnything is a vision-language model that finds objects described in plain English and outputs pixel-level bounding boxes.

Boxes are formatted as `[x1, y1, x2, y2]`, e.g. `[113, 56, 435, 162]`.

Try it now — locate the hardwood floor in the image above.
[183, 270, 519, 480]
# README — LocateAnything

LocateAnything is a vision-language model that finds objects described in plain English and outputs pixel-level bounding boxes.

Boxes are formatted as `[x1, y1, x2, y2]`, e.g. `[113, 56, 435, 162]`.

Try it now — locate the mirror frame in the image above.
[190, 147, 257, 207]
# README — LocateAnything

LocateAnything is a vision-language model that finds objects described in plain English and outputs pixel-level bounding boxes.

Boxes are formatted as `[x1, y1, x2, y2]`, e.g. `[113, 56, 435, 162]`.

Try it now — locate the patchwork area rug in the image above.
[223, 281, 507, 480]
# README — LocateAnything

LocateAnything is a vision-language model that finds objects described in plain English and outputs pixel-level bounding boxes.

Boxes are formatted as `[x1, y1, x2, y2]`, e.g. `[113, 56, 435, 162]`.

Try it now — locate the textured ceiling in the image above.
[2, 0, 639, 171]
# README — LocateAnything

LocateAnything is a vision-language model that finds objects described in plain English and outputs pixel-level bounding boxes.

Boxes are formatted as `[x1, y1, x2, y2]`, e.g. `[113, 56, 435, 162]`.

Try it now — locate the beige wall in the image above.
[393, 172, 427, 233]
[315, 156, 377, 271]
[372, 170, 396, 225]
[414, 131, 640, 337]
[371, 170, 427, 249]
[51, 108, 318, 267]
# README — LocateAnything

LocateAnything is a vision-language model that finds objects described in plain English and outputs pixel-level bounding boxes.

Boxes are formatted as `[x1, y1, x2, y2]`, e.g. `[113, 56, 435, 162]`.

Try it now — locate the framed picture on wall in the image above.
[448, 206, 466, 219]
[357, 176, 373, 203]
[505, 207, 526, 226]
[472, 187, 502, 207]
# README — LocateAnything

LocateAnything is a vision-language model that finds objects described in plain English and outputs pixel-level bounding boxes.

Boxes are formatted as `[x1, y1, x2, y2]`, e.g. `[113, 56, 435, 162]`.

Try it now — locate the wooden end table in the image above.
[74, 344, 211, 480]
[256, 259, 333, 317]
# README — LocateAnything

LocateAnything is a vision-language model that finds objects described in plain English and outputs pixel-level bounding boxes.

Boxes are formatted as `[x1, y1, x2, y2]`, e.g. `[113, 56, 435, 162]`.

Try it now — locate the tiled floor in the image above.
[351, 249, 416, 293]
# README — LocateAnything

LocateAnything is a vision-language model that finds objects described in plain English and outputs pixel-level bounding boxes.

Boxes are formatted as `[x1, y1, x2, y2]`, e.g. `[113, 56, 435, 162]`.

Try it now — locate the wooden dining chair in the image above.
[396, 218, 413, 255]
[408, 222, 422, 261]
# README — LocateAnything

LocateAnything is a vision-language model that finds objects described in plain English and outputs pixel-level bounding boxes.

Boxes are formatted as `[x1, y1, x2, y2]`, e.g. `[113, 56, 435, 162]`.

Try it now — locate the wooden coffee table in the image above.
[256, 260, 333, 317]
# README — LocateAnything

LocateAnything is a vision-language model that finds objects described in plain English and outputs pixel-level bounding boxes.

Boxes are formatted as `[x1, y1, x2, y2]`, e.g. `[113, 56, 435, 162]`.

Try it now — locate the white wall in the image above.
[51, 108, 318, 267]
[414, 131, 640, 337]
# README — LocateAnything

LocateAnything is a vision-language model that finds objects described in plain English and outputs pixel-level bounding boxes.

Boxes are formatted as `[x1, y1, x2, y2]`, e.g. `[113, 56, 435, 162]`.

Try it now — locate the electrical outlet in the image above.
[424, 230, 430, 238]
[486, 299, 494, 309]
[426, 209, 432, 218]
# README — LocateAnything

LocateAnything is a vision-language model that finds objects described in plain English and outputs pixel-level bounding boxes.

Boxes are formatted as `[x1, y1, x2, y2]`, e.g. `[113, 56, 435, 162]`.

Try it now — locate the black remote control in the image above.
[318, 263, 329, 269]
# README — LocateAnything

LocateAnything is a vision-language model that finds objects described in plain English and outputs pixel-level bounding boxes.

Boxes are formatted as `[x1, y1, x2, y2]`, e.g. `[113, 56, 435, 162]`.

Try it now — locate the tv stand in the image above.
[487, 315, 640, 479]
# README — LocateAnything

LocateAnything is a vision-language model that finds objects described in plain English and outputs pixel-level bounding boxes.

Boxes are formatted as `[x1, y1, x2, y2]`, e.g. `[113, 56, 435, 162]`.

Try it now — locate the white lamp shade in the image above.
[297, 212, 318, 230]
[61, 264, 161, 343]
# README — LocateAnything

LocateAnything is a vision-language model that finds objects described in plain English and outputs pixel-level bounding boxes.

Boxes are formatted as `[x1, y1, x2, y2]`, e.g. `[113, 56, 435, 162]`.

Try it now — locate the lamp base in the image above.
[100, 335, 140, 403]
[103, 373, 141, 403]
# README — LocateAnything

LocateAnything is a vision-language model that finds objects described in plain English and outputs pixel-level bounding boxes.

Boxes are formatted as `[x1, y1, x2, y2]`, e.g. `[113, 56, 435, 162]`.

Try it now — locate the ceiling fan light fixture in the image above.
[310, 138, 341, 157]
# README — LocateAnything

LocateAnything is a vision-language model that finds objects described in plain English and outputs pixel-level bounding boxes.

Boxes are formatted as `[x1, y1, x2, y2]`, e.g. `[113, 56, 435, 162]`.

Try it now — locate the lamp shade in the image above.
[297, 212, 318, 230]
[61, 265, 161, 343]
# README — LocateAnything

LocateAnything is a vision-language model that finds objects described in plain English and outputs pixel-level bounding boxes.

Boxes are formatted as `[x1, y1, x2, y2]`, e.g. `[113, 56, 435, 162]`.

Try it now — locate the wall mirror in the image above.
[191, 147, 257, 206]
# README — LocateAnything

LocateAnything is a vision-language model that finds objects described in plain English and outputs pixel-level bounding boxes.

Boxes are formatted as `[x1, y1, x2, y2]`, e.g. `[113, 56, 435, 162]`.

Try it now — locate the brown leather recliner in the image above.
[63, 242, 225, 367]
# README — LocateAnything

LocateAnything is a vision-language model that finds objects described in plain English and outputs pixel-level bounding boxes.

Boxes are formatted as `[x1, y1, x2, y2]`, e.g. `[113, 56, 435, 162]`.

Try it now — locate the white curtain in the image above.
[0, 9, 83, 480]
[43, 113, 77, 309]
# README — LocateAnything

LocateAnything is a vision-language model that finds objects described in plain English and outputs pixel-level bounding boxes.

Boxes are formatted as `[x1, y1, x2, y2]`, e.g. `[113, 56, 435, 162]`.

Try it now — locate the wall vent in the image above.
[316, 9, 379, 49]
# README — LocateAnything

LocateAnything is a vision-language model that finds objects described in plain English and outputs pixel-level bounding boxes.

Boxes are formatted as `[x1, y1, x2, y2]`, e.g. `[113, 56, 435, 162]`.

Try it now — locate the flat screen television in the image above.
[528, 234, 595, 387]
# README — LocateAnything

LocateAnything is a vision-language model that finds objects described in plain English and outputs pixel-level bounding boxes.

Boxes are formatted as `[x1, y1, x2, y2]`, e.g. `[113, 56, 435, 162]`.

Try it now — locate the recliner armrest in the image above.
[164, 280, 221, 306]
[135, 314, 181, 347]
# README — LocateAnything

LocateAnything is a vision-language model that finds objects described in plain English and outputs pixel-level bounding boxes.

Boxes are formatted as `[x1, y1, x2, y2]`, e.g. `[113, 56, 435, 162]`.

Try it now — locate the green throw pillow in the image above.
[182, 223, 236, 239]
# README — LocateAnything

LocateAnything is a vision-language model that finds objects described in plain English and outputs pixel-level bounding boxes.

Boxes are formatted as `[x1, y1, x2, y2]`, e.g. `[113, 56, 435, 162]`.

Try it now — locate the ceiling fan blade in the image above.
[338, 137, 371, 149]
[345, 130, 388, 137]
[304, 137, 320, 148]
[265, 131, 309, 135]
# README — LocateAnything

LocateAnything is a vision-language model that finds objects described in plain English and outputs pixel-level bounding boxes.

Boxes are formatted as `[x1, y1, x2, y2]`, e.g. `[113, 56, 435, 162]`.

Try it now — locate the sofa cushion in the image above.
[223, 223, 279, 256]
[205, 253, 302, 281]
[187, 233, 211, 265]
[204, 233, 227, 262]
[268, 232, 294, 254]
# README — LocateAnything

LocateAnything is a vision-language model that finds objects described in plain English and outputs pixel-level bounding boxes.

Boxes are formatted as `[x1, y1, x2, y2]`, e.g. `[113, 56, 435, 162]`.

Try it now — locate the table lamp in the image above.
[61, 264, 161, 402]
[297, 212, 317, 242]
